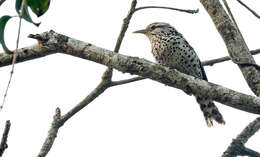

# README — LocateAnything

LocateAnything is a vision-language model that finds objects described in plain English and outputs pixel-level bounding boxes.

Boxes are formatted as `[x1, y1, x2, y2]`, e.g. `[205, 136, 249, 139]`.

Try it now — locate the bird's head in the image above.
[133, 22, 173, 38]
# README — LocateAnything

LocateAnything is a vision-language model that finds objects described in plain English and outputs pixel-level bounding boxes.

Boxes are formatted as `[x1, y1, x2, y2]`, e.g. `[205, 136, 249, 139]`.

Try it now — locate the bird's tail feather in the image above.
[196, 98, 225, 127]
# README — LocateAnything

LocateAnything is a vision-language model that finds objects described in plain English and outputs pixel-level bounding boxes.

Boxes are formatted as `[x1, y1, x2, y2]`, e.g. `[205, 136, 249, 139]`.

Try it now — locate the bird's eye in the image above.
[150, 25, 156, 30]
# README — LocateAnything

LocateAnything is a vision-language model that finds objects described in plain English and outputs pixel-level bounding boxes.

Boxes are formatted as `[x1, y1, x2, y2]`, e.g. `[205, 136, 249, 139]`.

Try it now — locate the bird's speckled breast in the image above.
[150, 33, 205, 80]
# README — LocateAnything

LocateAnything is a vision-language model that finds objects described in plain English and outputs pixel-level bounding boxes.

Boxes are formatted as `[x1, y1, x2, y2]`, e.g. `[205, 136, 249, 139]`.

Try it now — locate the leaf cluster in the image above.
[0, 0, 51, 53]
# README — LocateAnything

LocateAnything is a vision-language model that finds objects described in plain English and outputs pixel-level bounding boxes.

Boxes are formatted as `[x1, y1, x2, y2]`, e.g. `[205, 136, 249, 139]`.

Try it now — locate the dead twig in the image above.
[134, 6, 199, 14]
[38, 108, 61, 157]
[236, 0, 260, 19]
[1, 0, 27, 110]
[0, 120, 11, 157]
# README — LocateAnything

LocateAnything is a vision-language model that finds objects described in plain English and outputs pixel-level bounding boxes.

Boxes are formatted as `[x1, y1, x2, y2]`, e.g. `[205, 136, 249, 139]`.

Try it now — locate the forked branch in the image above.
[222, 117, 260, 157]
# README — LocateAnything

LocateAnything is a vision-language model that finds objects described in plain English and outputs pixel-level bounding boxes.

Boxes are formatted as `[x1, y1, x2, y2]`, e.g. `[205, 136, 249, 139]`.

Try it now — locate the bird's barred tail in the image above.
[196, 98, 225, 127]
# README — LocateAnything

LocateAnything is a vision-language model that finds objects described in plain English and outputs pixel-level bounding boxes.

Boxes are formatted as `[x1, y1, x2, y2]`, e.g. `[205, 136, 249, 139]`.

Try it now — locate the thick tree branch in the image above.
[33, 28, 260, 156]
[0, 43, 260, 68]
[23, 30, 260, 115]
[97, 46, 260, 86]
[0, 31, 260, 91]
[236, 0, 260, 19]
[0, 120, 10, 157]
[222, 117, 260, 157]
[200, 0, 260, 96]
[106, 46, 260, 86]
[242, 148, 260, 157]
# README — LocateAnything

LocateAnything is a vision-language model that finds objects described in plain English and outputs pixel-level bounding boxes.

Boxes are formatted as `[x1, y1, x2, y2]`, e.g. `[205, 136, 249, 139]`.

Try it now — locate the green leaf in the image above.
[15, 0, 41, 27]
[27, 0, 51, 17]
[0, 16, 13, 54]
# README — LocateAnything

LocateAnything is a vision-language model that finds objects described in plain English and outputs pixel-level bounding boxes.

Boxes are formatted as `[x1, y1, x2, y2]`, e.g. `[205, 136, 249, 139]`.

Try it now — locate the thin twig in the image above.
[1, 0, 26, 110]
[0, 120, 11, 157]
[111, 76, 146, 86]
[236, 0, 260, 19]
[134, 6, 199, 14]
[0, 0, 6, 7]
[38, 108, 61, 157]
[202, 49, 260, 66]
[222, 117, 260, 157]
[105, 0, 137, 81]
[243, 148, 260, 157]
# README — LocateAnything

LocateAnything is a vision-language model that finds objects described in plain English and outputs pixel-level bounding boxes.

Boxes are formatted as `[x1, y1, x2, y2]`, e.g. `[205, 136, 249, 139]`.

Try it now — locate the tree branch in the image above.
[222, 117, 260, 157]
[38, 108, 61, 157]
[202, 49, 260, 66]
[236, 0, 260, 19]
[200, 0, 260, 96]
[0, 44, 258, 68]
[24, 30, 260, 115]
[0, 32, 259, 87]
[243, 148, 260, 157]
[0, 120, 11, 157]
[0, 0, 6, 7]
[134, 6, 199, 14]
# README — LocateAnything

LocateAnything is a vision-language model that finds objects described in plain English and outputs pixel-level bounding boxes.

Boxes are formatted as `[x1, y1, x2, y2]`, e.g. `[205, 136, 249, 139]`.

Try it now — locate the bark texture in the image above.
[16, 30, 260, 115]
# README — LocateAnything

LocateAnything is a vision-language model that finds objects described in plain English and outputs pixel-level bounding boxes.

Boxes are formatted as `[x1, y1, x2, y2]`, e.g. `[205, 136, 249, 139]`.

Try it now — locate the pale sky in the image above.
[0, 0, 260, 157]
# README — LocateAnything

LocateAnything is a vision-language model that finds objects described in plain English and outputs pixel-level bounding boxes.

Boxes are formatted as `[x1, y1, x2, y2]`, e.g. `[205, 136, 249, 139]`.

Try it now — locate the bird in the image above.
[133, 22, 225, 127]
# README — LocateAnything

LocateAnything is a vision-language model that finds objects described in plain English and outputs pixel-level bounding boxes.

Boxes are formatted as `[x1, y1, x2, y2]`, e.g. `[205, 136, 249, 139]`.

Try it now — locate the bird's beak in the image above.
[133, 29, 147, 34]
